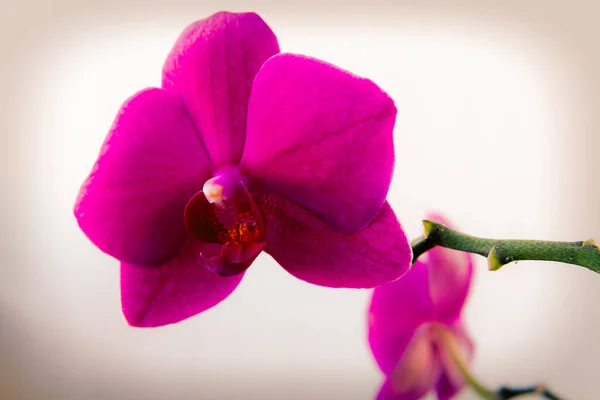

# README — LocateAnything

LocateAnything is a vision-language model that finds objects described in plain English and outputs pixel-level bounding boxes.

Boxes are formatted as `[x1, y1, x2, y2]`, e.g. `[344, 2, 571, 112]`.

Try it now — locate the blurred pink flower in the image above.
[368, 214, 474, 400]
[74, 11, 412, 327]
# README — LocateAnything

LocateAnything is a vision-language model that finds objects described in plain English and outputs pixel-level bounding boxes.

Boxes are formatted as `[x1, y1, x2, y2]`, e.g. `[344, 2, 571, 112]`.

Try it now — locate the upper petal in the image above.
[162, 11, 280, 166]
[74, 88, 211, 266]
[241, 53, 397, 233]
[255, 192, 411, 289]
[369, 262, 434, 374]
[425, 213, 474, 322]
[121, 237, 244, 327]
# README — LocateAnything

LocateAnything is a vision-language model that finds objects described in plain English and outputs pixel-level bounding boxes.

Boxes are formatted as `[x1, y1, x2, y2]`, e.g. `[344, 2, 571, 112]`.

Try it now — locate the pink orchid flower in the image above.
[368, 214, 474, 400]
[74, 11, 412, 327]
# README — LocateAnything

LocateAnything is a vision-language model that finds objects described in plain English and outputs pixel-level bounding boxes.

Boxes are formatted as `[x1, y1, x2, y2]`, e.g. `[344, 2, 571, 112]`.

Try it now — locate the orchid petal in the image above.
[74, 88, 211, 266]
[376, 380, 426, 400]
[435, 370, 463, 400]
[255, 192, 411, 288]
[121, 237, 244, 327]
[242, 53, 396, 233]
[369, 262, 434, 374]
[436, 322, 474, 399]
[377, 326, 442, 400]
[163, 11, 280, 166]
[425, 213, 474, 322]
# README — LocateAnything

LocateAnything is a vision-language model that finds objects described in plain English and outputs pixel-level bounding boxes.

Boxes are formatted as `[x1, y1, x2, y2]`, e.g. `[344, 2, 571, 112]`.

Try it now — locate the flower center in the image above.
[209, 189, 263, 246]
[215, 219, 261, 244]
[184, 169, 265, 246]
[183, 169, 266, 276]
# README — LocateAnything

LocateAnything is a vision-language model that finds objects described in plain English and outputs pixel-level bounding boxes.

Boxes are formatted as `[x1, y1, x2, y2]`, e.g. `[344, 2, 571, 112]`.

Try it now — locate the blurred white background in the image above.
[2, 1, 599, 399]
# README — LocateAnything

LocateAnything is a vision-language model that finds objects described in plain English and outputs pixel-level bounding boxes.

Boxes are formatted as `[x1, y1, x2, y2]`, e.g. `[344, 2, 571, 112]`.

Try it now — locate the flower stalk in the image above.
[437, 326, 563, 400]
[411, 220, 600, 274]
[435, 326, 498, 400]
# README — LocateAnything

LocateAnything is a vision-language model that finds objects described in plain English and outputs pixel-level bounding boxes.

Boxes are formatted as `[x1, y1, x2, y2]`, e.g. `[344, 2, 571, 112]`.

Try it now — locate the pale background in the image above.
[1, 0, 599, 399]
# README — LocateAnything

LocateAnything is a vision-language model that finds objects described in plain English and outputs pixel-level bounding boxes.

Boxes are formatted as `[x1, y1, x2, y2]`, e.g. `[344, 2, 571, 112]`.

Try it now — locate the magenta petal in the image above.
[436, 322, 474, 399]
[376, 379, 425, 400]
[242, 53, 397, 233]
[369, 262, 434, 374]
[379, 327, 441, 400]
[74, 88, 211, 266]
[425, 213, 474, 322]
[162, 11, 280, 166]
[121, 237, 244, 327]
[256, 192, 411, 288]
[435, 370, 463, 400]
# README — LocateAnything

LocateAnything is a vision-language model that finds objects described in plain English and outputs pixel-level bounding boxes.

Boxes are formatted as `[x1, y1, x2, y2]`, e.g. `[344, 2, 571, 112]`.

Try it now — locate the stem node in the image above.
[487, 247, 504, 271]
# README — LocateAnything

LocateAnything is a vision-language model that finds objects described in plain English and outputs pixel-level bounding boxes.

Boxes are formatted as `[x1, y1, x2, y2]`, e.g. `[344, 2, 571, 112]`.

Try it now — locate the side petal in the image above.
[255, 192, 411, 288]
[121, 237, 244, 327]
[162, 11, 280, 166]
[369, 262, 434, 374]
[377, 326, 441, 400]
[74, 88, 211, 266]
[242, 53, 397, 233]
[425, 213, 474, 322]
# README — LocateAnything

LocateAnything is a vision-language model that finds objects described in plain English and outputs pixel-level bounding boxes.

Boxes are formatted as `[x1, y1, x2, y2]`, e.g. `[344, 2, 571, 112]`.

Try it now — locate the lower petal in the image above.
[121, 237, 244, 327]
[436, 322, 475, 397]
[376, 379, 425, 400]
[378, 327, 441, 400]
[256, 192, 411, 288]
[435, 370, 464, 400]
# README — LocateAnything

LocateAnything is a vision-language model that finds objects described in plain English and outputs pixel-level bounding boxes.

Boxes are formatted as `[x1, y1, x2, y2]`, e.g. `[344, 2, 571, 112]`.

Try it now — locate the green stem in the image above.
[436, 327, 500, 400]
[437, 327, 563, 400]
[411, 220, 600, 273]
